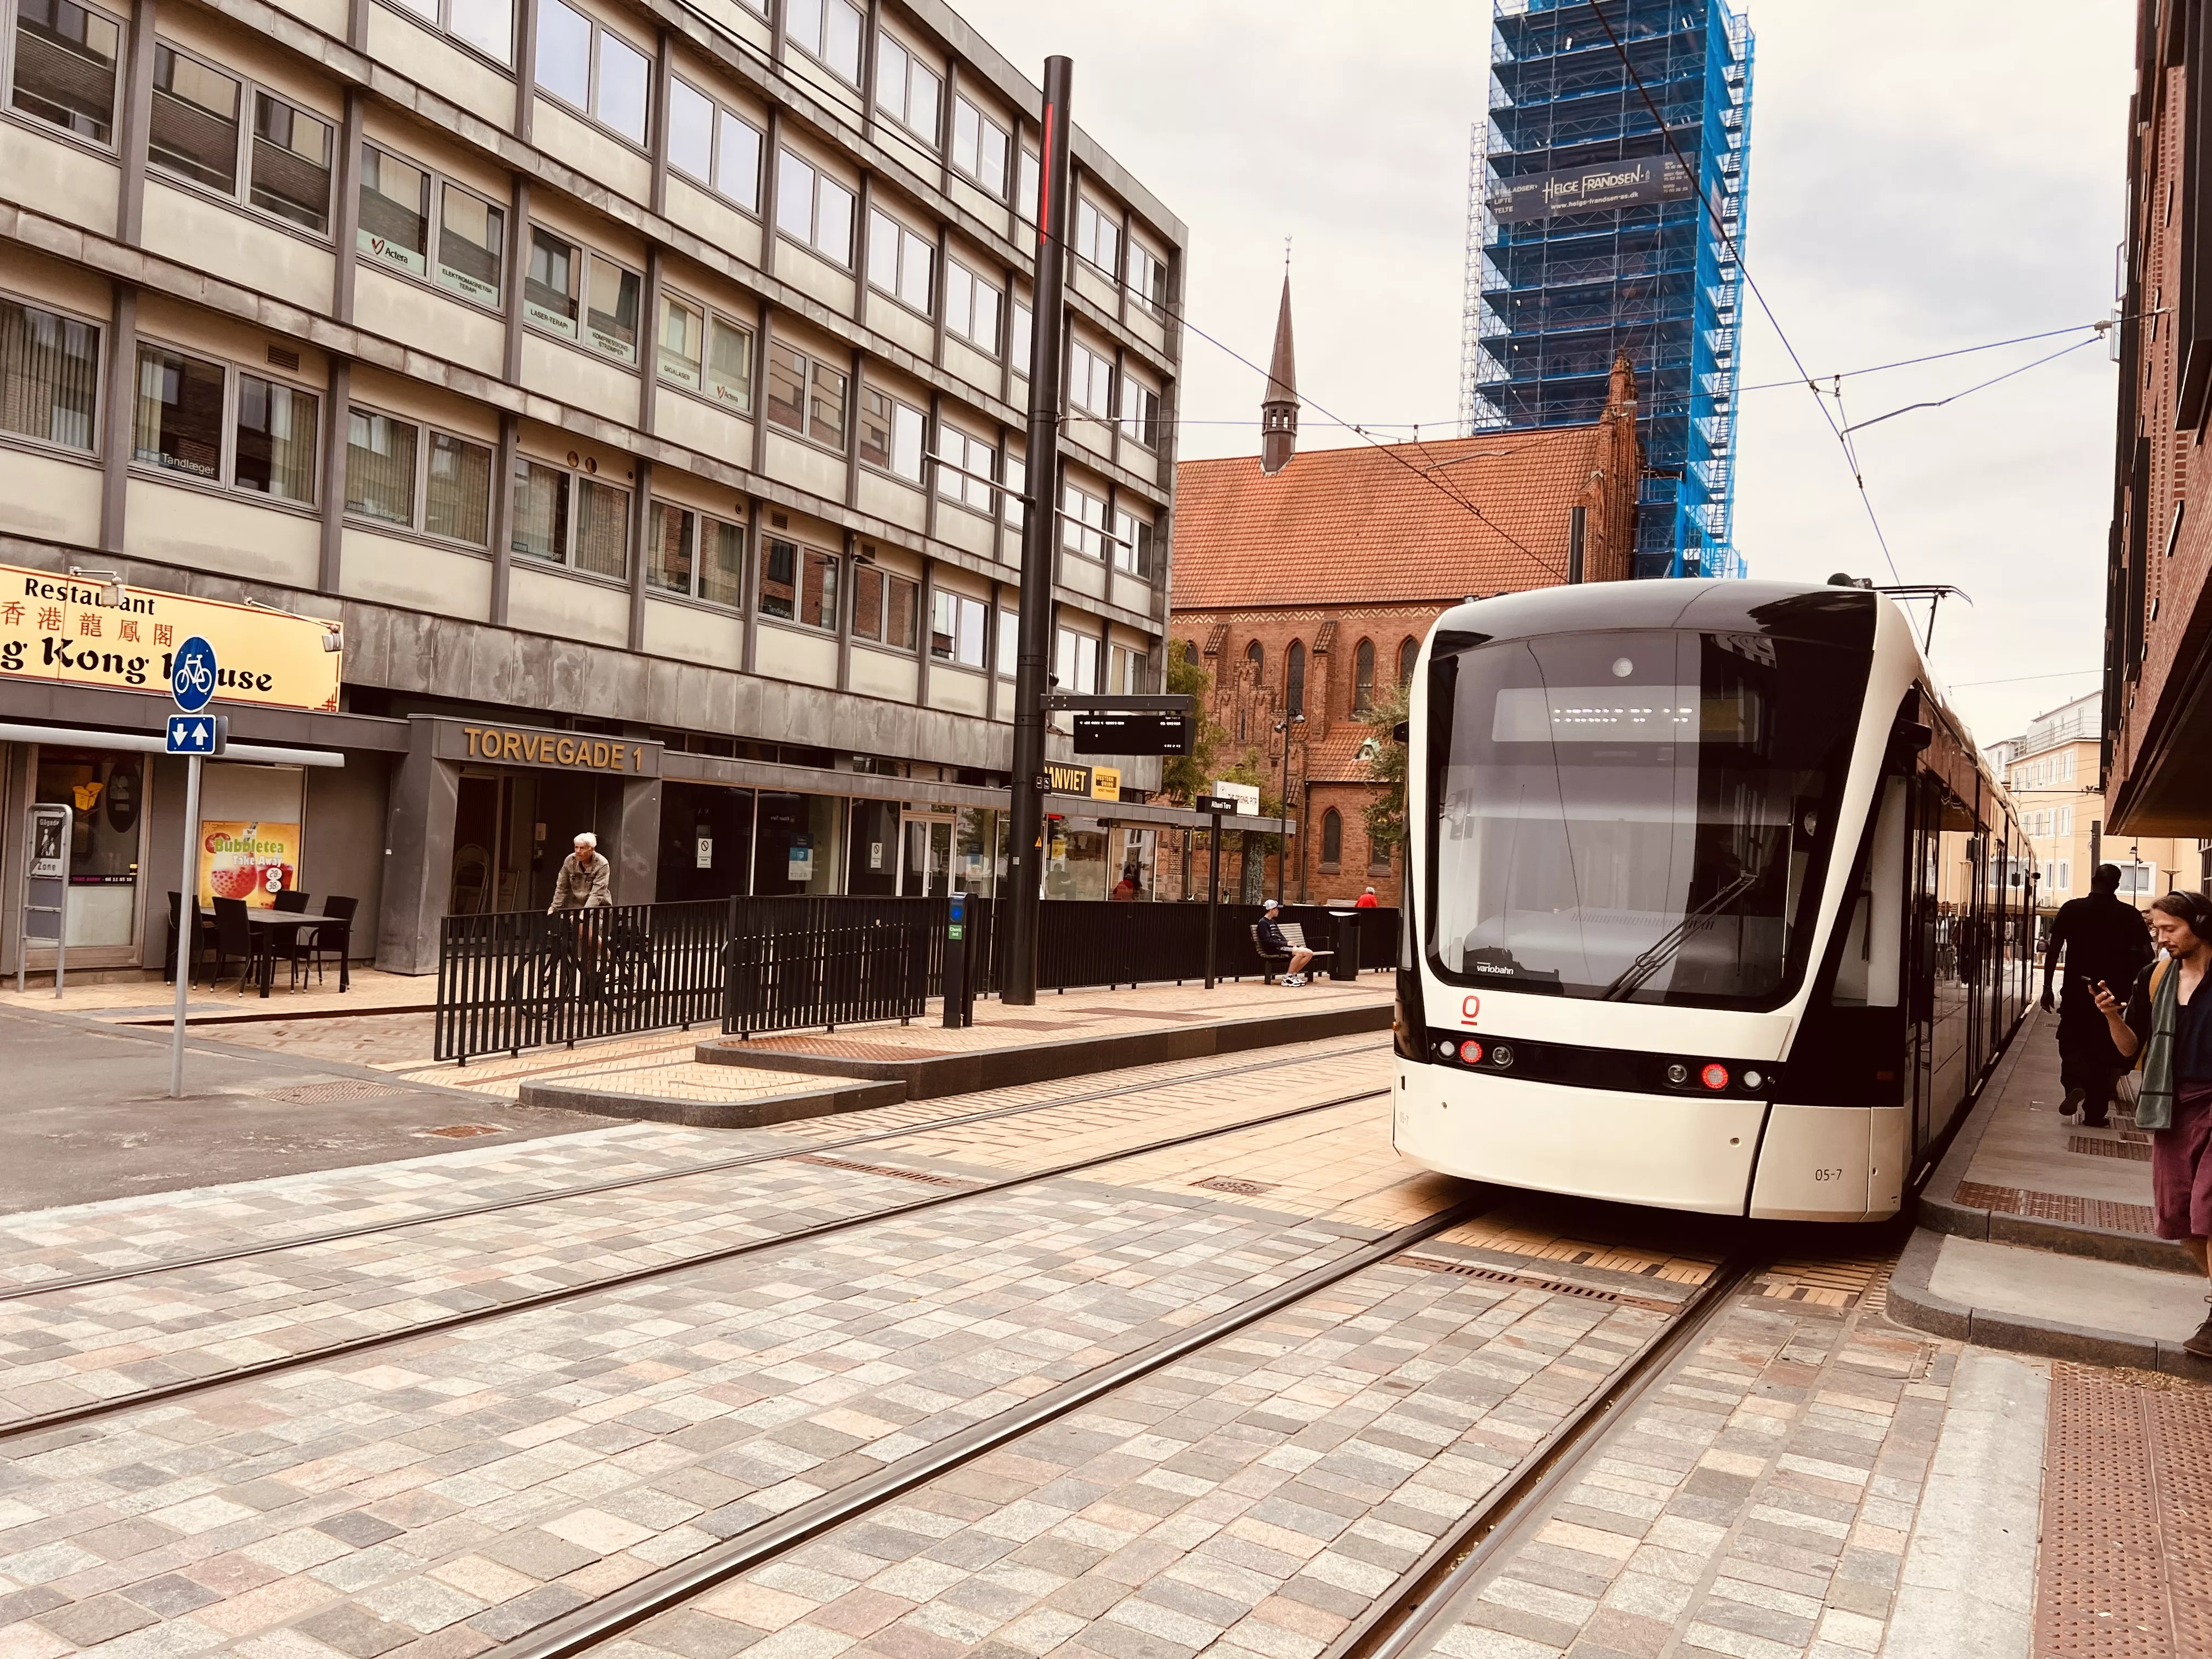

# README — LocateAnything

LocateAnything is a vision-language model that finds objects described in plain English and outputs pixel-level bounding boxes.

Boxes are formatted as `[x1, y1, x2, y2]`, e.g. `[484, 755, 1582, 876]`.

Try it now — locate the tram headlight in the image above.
[1489, 1043, 1514, 1069]
[1436, 1039, 1457, 1060]
[1667, 1063, 1689, 1086]
[1743, 1069, 1763, 1090]
[1700, 1063, 1730, 1091]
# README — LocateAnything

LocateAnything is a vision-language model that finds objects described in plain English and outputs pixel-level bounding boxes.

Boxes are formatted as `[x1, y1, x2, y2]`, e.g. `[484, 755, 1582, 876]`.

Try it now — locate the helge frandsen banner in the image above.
[0, 563, 341, 710]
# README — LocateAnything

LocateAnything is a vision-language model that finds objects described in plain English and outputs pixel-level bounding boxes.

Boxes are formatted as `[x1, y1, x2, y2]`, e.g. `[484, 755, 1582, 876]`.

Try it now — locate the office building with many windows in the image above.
[1463, 0, 1751, 579]
[0, 0, 1193, 976]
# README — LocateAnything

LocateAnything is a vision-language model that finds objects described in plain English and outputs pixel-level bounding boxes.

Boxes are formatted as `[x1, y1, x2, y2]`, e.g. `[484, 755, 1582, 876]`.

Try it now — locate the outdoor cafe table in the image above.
[199, 908, 352, 996]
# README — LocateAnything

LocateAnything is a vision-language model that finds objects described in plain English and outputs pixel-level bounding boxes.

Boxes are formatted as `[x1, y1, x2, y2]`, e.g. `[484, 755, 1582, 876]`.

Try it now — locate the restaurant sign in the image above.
[1042, 760, 1122, 802]
[0, 563, 341, 710]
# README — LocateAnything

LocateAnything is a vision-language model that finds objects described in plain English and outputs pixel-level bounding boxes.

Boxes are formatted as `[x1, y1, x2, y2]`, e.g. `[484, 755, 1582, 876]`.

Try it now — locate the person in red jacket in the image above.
[1355, 887, 1379, 909]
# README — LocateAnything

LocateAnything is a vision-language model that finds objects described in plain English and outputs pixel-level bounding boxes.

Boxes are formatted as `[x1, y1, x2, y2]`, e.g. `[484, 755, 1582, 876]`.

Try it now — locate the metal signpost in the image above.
[167, 634, 222, 1098]
[1002, 53, 1075, 1007]
[18, 802, 71, 996]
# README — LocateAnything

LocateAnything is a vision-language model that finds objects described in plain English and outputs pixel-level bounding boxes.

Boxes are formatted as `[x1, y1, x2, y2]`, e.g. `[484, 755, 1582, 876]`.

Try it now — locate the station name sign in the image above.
[0, 563, 341, 710]
[1488, 155, 1694, 223]
[434, 719, 662, 777]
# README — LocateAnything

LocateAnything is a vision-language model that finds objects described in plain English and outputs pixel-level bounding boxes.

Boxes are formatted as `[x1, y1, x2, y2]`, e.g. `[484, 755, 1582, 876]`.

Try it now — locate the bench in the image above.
[1249, 921, 1333, 984]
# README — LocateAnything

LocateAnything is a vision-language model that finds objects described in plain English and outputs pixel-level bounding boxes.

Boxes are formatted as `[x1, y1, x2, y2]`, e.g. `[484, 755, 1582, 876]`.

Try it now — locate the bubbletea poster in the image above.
[197, 822, 301, 908]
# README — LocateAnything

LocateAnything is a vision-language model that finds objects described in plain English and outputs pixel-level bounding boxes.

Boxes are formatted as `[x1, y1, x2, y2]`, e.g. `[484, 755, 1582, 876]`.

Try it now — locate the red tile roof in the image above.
[1301, 724, 1389, 785]
[1170, 427, 1600, 611]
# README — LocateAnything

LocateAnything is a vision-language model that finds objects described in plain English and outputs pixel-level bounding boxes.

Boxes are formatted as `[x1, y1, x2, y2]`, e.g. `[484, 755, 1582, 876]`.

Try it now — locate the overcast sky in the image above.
[953, 0, 2136, 747]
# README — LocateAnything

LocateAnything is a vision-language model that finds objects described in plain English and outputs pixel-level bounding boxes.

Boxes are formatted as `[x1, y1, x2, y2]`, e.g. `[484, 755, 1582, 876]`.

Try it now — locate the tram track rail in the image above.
[0, 1079, 1392, 1445]
[0, 1036, 1384, 1305]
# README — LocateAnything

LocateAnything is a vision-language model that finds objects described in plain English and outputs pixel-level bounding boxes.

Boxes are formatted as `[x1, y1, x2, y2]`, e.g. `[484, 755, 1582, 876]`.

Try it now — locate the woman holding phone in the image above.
[2094, 889, 2212, 1355]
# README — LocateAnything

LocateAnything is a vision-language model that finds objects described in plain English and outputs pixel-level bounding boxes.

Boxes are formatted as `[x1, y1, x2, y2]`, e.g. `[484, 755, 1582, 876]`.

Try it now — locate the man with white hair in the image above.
[548, 831, 612, 913]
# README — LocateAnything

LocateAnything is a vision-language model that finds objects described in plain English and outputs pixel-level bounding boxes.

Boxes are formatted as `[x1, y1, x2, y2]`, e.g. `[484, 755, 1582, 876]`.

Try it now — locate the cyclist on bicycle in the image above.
[549, 832, 612, 913]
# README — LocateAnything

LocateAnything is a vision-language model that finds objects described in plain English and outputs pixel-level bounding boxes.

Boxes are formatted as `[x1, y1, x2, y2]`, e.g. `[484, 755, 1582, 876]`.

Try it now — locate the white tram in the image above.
[1392, 579, 2034, 1222]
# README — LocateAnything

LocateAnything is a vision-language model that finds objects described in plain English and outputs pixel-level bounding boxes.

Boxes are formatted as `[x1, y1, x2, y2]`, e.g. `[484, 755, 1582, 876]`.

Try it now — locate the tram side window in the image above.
[1830, 774, 1905, 1007]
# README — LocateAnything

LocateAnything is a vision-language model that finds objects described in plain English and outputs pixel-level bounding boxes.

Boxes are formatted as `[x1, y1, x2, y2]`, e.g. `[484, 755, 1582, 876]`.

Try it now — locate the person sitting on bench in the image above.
[1257, 899, 1316, 985]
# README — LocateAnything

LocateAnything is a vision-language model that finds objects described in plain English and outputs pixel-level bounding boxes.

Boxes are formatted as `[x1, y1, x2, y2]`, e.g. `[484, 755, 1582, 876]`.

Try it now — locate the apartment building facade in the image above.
[0, 0, 1189, 974]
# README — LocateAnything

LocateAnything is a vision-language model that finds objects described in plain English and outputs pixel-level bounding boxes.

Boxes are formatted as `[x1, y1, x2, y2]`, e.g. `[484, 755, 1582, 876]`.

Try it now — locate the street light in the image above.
[1271, 714, 1305, 905]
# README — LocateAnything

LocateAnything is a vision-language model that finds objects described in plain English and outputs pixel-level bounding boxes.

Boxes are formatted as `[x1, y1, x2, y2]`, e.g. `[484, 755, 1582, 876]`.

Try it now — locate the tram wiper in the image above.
[1599, 872, 1759, 1002]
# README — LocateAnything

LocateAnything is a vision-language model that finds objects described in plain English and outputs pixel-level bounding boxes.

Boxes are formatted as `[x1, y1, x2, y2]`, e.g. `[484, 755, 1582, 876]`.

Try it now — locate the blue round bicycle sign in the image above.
[171, 634, 218, 713]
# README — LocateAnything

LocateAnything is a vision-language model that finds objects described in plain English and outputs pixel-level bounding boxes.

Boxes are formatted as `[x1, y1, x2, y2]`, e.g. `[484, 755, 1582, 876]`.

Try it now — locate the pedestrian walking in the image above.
[1356, 887, 1380, 909]
[548, 832, 612, 913]
[2042, 863, 2155, 1126]
[2093, 889, 2212, 1356]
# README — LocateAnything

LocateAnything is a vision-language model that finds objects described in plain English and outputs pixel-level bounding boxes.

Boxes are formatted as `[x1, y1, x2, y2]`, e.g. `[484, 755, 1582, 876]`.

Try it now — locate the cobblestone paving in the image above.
[0, 1039, 1384, 1290]
[605, 1257, 1672, 1659]
[0, 1098, 1440, 1659]
[1413, 1284, 1952, 1659]
[0, 1054, 1391, 1427]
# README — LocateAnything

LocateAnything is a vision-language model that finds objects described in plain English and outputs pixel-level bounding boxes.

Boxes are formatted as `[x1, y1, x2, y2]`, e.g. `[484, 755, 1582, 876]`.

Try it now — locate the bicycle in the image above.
[505, 909, 659, 1047]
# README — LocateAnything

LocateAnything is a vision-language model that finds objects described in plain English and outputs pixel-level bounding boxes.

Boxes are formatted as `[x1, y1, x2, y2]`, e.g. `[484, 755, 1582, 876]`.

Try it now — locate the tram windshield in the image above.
[1425, 627, 1869, 1008]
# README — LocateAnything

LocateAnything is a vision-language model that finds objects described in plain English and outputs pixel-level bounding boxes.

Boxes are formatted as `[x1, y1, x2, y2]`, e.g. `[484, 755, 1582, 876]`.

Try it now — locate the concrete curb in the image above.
[693, 1001, 1392, 1101]
[1915, 1021, 2196, 1275]
[1886, 1226, 2212, 1378]
[517, 1076, 907, 1128]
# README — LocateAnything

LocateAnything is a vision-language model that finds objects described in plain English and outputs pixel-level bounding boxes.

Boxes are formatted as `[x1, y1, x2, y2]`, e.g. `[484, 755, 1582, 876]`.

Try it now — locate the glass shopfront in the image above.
[34, 747, 149, 956]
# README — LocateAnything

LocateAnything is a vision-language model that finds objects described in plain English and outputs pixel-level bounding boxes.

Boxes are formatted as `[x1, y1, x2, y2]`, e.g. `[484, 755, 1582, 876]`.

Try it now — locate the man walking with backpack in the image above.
[2042, 864, 2154, 1126]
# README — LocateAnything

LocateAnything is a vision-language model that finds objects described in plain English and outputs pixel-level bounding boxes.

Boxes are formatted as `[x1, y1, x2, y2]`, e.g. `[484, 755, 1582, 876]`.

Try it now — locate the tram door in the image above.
[898, 811, 957, 898]
[1906, 769, 1977, 1159]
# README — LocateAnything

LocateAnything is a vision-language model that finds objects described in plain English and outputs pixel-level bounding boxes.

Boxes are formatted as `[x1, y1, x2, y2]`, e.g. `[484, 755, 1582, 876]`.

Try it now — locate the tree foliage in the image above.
[1361, 676, 1410, 859]
[1158, 640, 1231, 806]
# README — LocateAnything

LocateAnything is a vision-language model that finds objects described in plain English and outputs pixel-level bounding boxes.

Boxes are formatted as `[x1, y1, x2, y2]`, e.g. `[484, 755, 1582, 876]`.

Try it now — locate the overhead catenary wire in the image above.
[1839, 334, 2107, 434]
[1582, 0, 1903, 584]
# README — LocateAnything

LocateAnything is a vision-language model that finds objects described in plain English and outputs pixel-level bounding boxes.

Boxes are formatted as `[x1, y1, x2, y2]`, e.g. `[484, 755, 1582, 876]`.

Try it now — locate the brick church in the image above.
[1166, 274, 1641, 905]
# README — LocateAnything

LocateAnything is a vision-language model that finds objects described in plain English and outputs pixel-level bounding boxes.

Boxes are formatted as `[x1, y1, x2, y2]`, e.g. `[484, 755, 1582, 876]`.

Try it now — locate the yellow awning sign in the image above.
[0, 564, 341, 712]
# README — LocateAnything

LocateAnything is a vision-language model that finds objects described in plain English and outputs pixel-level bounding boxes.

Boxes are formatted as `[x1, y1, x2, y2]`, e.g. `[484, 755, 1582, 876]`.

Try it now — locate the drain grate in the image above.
[269, 1080, 411, 1105]
[1193, 1176, 1276, 1197]
[1398, 1254, 1681, 1314]
[796, 1154, 967, 1188]
[2071, 1135, 2154, 1162]
[416, 1123, 509, 1139]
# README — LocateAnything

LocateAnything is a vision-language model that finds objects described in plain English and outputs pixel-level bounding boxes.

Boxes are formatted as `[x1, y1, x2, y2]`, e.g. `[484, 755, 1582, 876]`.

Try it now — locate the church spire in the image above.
[1260, 259, 1297, 476]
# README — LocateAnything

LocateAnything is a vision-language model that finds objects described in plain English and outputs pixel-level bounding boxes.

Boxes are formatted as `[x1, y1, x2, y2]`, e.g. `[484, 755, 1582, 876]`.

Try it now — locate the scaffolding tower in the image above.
[1461, 0, 1754, 579]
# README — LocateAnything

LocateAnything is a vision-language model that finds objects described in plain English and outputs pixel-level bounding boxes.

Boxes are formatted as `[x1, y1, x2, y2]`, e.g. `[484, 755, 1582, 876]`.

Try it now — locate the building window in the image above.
[357, 146, 506, 309]
[657, 294, 752, 411]
[511, 456, 627, 577]
[1073, 196, 1118, 275]
[1011, 300, 1032, 372]
[931, 589, 986, 668]
[385, 0, 510, 59]
[1109, 642, 1147, 695]
[133, 342, 318, 505]
[1354, 639, 1374, 714]
[1060, 482, 1107, 561]
[997, 607, 1018, 675]
[645, 503, 744, 605]
[784, 0, 861, 84]
[1245, 638, 1263, 681]
[851, 564, 918, 650]
[1003, 453, 1024, 529]
[1285, 640, 1305, 718]
[0, 294, 100, 452]
[1068, 340, 1112, 418]
[775, 150, 855, 265]
[534, 0, 648, 145]
[1119, 377, 1159, 449]
[765, 341, 847, 448]
[951, 96, 1008, 195]
[1017, 146, 1039, 223]
[874, 35, 940, 145]
[1398, 635, 1418, 686]
[858, 386, 925, 482]
[524, 228, 640, 364]
[759, 535, 837, 629]
[1055, 626, 1098, 695]
[667, 78, 763, 213]
[944, 262, 1002, 354]
[934, 425, 995, 515]
[1321, 808, 1342, 868]
[345, 408, 493, 546]
[1127, 240, 1166, 314]
[10, 0, 122, 146]
[866, 210, 934, 315]
[151, 46, 334, 236]
[1111, 508, 1152, 577]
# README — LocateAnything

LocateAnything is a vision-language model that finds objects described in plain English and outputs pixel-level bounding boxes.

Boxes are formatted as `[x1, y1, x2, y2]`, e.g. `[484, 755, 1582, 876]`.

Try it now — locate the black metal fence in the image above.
[434, 900, 727, 1062]
[721, 895, 941, 1037]
[433, 894, 1401, 1060]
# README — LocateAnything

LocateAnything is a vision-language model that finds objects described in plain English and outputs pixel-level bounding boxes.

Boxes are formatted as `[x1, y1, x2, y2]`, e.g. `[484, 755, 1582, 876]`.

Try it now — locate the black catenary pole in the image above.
[1002, 53, 1073, 1007]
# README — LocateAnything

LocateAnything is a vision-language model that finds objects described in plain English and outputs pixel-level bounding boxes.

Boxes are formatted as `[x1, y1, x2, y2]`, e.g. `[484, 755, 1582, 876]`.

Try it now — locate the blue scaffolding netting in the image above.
[1462, 0, 1754, 579]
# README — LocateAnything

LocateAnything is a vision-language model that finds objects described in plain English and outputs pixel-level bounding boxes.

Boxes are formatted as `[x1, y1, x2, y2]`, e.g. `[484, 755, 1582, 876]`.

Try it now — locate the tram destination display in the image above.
[1071, 712, 1192, 755]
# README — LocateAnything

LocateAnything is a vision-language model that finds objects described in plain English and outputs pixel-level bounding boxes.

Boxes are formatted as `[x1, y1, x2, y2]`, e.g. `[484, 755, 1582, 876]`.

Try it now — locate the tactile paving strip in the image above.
[2036, 1363, 2212, 1656]
[1955, 1179, 2157, 1235]
[2072, 1135, 2156, 1162]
